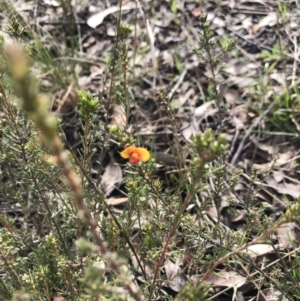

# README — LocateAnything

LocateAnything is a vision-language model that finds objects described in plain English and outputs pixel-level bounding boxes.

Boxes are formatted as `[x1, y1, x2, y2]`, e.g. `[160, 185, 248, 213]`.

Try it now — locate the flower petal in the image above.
[129, 153, 140, 164]
[136, 148, 150, 162]
[120, 146, 136, 159]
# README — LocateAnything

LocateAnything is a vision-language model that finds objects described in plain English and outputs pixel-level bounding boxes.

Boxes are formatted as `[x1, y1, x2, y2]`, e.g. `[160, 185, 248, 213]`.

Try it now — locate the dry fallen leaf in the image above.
[109, 104, 126, 130]
[43, 0, 59, 6]
[100, 160, 122, 196]
[87, 3, 136, 28]
[258, 288, 288, 301]
[274, 182, 300, 198]
[163, 259, 188, 292]
[242, 244, 277, 258]
[192, 270, 246, 288]
[181, 118, 199, 140]
[257, 12, 278, 30]
[154, 152, 180, 166]
[106, 197, 128, 205]
[252, 151, 296, 171]
[191, 7, 204, 17]
[277, 222, 300, 248]
[52, 296, 66, 301]
[194, 100, 215, 117]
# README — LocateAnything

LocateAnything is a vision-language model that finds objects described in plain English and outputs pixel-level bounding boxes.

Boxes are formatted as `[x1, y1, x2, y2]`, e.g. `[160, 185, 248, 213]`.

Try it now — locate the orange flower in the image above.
[120, 145, 150, 165]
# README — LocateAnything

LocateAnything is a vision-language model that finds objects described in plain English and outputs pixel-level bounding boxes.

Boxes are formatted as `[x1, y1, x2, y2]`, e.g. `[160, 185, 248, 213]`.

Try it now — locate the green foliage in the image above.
[258, 41, 284, 61]
[176, 283, 209, 301]
[193, 129, 227, 165]
[6, 16, 27, 38]
[78, 91, 99, 119]
[0, 2, 300, 301]
[0, 97, 79, 299]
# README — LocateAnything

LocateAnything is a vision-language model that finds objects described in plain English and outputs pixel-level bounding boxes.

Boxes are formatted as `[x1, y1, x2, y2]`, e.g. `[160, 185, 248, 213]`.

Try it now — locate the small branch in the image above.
[230, 102, 275, 166]
[149, 173, 199, 299]
[200, 215, 286, 282]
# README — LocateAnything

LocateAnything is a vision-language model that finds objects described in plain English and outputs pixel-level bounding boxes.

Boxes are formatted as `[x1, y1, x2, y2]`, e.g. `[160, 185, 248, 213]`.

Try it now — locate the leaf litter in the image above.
[2, 0, 300, 300]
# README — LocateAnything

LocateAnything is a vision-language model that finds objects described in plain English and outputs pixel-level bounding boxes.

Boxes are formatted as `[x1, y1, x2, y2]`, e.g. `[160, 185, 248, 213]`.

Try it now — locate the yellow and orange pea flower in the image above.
[120, 145, 150, 165]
